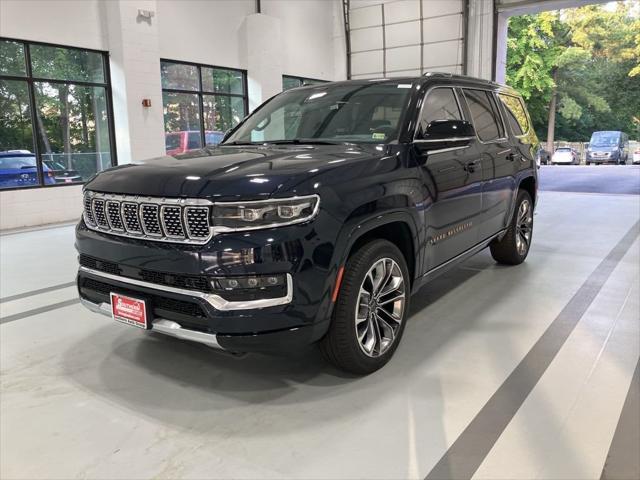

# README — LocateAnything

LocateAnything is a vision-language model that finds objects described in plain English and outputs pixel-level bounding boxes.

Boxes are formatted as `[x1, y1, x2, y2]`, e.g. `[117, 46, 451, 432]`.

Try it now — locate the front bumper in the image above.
[75, 215, 340, 353]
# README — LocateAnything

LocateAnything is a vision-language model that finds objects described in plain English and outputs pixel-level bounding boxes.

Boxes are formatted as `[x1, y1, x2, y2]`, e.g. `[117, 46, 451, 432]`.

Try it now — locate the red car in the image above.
[165, 130, 224, 156]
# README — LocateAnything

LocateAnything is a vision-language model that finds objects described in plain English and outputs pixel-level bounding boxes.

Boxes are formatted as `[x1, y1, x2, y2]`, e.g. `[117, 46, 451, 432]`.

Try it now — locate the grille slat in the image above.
[106, 201, 124, 231]
[122, 203, 142, 233]
[92, 199, 108, 228]
[83, 195, 95, 226]
[185, 207, 211, 238]
[161, 206, 185, 238]
[141, 204, 162, 236]
[83, 192, 212, 244]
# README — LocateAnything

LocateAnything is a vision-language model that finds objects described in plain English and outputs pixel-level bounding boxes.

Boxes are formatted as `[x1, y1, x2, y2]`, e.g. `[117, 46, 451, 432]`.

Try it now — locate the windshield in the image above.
[590, 131, 621, 147]
[0, 155, 37, 169]
[224, 82, 413, 145]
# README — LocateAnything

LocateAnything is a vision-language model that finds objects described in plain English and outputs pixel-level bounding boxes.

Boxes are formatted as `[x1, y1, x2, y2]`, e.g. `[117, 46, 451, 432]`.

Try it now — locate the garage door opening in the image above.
[499, 0, 639, 178]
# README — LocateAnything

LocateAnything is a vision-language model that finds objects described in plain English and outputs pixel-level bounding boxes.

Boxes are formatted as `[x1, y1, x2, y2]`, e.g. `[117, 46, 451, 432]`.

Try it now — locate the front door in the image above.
[414, 87, 483, 272]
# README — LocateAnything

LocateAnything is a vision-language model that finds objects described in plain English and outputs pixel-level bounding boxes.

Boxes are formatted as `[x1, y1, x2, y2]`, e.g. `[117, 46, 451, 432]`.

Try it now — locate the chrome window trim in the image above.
[79, 266, 294, 311]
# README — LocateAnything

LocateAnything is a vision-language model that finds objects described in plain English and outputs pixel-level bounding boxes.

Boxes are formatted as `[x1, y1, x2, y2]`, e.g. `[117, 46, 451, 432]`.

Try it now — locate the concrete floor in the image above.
[1, 168, 639, 479]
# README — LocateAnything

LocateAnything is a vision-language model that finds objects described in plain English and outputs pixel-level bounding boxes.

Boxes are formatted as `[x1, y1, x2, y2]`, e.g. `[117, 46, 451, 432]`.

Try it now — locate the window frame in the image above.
[160, 58, 248, 151]
[413, 86, 466, 141]
[282, 74, 328, 91]
[0, 36, 117, 191]
[460, 87, 508, 144]
[497, 92, 530, 138]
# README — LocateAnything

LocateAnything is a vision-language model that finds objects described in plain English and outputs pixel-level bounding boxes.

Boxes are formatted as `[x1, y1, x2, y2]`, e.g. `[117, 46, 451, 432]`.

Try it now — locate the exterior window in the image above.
[418, 88, 462, 138]
[498, 93, 529, 136]
[0, 38, 115, 190]
[161, 60, 247, 155]
[282, 75, 327, 91]
[463, 89, 504, 142]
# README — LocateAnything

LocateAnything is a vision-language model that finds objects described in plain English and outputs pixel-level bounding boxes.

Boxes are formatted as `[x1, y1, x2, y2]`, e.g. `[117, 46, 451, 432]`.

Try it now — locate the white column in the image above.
[466, 0, 495, 81]
[494, 12, 509, 83]
[101, 0, 165, 164]
[239, 13, 284, 112]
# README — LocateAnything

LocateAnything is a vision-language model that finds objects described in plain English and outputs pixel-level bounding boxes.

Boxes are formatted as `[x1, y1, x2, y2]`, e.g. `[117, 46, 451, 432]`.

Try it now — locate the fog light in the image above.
[212, 274, 286, 291]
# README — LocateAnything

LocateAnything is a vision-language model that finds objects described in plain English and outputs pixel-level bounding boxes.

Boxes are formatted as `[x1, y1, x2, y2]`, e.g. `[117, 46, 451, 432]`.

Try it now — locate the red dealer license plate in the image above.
[110, 293, 148, 329]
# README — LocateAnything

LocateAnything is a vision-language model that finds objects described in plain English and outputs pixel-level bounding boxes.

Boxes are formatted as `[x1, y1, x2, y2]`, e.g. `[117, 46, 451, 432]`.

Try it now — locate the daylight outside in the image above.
[505, 1, 640, 165]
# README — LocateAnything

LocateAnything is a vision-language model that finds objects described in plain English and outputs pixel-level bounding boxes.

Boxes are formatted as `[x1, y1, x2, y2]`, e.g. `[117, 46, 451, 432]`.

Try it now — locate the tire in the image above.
[321, 239, 410, 375]
[490, 190, 534, 265]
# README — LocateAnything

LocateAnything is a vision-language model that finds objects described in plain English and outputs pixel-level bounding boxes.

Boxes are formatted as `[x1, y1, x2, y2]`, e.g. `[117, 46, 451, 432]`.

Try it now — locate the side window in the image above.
[497, 93, 529, 136]
[187, 131, 202, 150]
[463, 89, 504, 142]
[417, 88, 462, 138]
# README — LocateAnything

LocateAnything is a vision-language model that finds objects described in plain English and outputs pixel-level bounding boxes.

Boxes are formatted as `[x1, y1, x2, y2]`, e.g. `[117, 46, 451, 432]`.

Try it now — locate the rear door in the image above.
[415, 86, 483, 272]
[460, 88, 515, 240]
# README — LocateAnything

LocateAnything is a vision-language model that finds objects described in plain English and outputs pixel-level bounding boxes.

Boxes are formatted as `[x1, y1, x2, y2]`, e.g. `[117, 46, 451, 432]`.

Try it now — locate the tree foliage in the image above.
[506, 1, 640, 142]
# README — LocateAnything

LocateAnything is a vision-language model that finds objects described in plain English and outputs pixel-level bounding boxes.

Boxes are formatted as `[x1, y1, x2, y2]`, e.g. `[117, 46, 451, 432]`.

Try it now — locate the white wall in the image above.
[0, 0, 346, 230]
[0, 0, 106, 50]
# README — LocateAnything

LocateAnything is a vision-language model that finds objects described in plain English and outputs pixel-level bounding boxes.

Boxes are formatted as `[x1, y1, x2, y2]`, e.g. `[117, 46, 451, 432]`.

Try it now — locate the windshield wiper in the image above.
[264, 139, 342, 146]
[222, 141, 262, 146]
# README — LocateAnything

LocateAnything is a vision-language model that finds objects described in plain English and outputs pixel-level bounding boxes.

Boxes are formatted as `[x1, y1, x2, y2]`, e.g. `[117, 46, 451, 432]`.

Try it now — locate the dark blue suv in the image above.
[76, 73, 538, 374]
[0, 151, 56, 188]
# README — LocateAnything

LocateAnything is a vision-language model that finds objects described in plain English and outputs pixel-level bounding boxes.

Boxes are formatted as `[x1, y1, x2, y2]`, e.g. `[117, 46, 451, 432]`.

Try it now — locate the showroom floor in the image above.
[1, 167, 639, 479]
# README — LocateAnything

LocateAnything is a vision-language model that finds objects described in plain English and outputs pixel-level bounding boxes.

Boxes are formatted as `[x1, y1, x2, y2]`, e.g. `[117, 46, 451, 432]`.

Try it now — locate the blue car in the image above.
[0, 151, 56, 188]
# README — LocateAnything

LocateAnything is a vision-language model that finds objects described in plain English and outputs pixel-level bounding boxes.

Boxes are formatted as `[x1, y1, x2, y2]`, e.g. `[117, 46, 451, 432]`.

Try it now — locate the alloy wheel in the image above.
[515, 199, 533, 256]
[355, 258, 406, 357]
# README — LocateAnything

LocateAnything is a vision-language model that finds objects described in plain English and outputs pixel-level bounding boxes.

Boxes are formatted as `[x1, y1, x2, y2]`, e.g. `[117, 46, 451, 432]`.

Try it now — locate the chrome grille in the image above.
[161, 206, 185, 238]
[83, 192, 212, 244]
[122, 203, 142, 233]
[141, 204, 162, 236]
[83, 195, 95, 226]
[185, 207, 211, 238]
[93, 199, 108, 227]
[106, 201, 124, 231]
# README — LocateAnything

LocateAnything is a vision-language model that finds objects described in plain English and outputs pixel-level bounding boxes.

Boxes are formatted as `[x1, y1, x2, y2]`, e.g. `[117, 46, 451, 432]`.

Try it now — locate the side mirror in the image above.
[422, 120, 475, 141]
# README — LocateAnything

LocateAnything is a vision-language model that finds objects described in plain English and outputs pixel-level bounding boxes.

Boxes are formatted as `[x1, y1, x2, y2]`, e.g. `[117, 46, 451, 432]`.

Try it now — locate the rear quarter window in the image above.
[497, 93, 530, 136]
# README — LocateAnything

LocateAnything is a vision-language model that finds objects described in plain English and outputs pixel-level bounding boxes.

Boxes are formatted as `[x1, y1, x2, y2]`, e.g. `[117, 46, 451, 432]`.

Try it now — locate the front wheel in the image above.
[490, 190, 534, 265]
[321, 240, 410, 375]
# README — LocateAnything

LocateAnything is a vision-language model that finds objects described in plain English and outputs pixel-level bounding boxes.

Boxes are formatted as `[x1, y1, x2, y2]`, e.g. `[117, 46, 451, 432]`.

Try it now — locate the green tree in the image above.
[506, 2, 640, 146]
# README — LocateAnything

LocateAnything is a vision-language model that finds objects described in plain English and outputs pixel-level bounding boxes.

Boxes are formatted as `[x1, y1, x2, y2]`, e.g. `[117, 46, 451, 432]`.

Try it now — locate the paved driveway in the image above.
[539, 165, 640, 195]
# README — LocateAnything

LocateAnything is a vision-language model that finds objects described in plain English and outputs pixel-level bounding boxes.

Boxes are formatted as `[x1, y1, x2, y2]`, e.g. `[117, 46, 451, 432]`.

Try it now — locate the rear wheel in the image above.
[490, 190, 534, 265]
[321, 240, 409, 375]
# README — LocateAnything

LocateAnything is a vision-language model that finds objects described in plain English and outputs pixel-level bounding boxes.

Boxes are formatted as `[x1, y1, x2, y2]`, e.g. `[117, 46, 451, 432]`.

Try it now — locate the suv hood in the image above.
[85, 145, 382, 200]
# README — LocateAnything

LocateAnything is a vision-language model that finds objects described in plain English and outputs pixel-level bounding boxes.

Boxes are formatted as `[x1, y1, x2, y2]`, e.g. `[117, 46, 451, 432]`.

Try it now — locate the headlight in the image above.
[211, 195, 320, 232]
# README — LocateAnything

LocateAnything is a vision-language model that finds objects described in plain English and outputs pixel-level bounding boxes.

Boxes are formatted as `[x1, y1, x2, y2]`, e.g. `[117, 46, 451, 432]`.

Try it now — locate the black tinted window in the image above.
[418, 88, 461, 137]
[498, 93, 529, 136]
[463, 89, 503, 141]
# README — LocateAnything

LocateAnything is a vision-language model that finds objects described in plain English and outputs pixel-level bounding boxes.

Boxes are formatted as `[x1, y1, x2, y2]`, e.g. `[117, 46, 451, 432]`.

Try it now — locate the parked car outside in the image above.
[0, 151, 56, 189]
[536, 146, 551, 166]
[42, 159, 83, 184]
[551, 147, 580, 165]
[77, 74, 538, 374]
[165, 130, 225, 156]
[586, 131, 629, 165]
[632, 148, 640, 164]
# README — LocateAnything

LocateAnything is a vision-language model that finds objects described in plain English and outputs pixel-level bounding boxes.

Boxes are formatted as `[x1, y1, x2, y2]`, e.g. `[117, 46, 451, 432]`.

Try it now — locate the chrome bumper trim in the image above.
[78, 266, 293, 311]
[79, 298, 224, 349]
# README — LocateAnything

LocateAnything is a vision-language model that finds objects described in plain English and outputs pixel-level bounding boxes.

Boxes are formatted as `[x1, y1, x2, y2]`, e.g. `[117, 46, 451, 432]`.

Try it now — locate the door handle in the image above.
[507, 152, 522, 162]
[464, 159, 480, 172]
